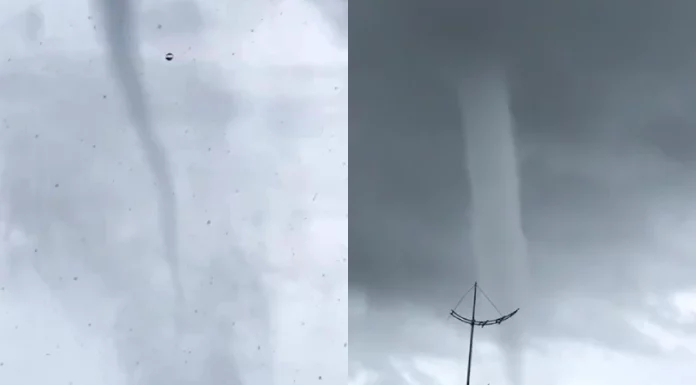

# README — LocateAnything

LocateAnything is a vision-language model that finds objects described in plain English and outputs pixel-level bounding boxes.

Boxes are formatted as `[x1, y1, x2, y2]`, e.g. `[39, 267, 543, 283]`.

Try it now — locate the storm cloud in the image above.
[349, 0, 696, 384]
[0, 0, 346, 384]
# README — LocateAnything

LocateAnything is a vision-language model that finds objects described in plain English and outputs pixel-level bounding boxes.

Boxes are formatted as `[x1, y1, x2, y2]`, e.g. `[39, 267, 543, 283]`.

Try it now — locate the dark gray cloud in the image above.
[350, 0, 696, 383]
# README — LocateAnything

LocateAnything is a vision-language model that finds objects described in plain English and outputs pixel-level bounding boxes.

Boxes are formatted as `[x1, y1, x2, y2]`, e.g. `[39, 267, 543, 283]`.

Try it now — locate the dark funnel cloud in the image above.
[96, 0, 183, 300]
[350, 0, 696, 383]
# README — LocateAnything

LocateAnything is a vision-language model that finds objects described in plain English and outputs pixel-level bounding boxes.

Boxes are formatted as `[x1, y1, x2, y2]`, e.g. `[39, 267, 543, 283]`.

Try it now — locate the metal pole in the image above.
[465, 282, 477, 385]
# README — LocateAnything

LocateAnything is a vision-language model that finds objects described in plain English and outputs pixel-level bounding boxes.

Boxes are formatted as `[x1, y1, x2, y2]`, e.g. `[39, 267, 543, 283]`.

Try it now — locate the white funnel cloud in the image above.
[458, 64, 529, 385]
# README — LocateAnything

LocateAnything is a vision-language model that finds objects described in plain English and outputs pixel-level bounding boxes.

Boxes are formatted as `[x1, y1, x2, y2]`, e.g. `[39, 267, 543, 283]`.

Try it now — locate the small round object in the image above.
[165, 52, 174, 61]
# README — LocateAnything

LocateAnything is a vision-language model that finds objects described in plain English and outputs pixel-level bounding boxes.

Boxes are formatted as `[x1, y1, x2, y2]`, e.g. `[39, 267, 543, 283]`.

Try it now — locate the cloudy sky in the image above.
[0, 0, 346, 384]
[350, 1, 696, 384]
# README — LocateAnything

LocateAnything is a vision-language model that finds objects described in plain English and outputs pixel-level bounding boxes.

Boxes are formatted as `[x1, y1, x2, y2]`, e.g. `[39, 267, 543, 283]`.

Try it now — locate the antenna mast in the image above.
[449, 282, 519, 385]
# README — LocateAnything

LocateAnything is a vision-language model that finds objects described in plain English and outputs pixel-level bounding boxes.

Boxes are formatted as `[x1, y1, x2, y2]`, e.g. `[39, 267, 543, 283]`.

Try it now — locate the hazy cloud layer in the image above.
[0, 0, 346, 384]
[350, 0, 696, 384]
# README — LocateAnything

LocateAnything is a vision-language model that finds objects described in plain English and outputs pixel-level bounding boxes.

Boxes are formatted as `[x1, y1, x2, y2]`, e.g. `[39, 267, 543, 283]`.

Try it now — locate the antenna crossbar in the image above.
[450, 308, 519, 327]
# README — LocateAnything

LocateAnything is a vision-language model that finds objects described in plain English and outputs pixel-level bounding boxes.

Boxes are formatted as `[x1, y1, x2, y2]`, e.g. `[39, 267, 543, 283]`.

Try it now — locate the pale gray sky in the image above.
[0, 1, 346, 384]
[350, 1, 696, 384]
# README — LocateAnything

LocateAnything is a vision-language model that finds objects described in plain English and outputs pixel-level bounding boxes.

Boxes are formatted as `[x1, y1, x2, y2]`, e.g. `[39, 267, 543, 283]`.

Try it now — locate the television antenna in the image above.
[448, 282, 519, 385]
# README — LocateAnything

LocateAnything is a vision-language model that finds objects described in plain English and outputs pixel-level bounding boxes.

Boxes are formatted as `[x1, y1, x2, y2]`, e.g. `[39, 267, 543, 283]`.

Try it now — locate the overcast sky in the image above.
[0, 0, 346, 384]
[350, 1, 696, 384]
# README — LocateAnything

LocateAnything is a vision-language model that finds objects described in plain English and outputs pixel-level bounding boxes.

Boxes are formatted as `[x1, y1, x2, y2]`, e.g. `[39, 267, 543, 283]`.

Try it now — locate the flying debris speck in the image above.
[165, 53, 174, 61]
